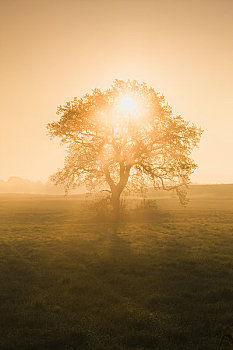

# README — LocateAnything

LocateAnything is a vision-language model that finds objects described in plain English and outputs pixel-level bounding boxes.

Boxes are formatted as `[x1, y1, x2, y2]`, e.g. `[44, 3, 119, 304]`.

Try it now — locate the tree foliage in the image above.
[47, 80, 202, 216]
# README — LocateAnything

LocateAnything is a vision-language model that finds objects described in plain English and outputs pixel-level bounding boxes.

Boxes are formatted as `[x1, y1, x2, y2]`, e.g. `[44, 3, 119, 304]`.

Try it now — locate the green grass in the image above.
[0, 192, 233, 349]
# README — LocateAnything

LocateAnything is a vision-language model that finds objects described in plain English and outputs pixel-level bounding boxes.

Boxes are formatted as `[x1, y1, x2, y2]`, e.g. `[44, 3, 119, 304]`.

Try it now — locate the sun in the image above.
[117, 95, 138, 114]
[114, 94, 143, 123]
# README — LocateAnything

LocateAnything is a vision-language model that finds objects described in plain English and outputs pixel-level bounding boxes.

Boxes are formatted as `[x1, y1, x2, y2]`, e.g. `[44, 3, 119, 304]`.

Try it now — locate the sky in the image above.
[0, 0, 232, 184]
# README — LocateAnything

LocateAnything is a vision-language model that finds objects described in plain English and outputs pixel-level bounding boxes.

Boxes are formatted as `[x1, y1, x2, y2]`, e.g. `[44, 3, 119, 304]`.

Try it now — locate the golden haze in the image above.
[0, 0, 232, 184]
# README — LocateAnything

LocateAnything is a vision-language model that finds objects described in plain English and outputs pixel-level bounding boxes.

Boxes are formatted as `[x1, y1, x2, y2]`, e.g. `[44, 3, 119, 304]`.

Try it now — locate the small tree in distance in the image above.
[47, 80, 202, 220]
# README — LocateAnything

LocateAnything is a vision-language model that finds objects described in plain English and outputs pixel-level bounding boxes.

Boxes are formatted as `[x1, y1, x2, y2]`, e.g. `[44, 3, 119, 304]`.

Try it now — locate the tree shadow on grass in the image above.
[1, 210, 233, 349]
[94, 222, 233, 349]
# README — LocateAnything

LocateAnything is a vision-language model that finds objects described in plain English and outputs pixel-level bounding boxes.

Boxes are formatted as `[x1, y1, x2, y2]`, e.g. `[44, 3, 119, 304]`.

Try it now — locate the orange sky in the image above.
[0, 0, 232, 184]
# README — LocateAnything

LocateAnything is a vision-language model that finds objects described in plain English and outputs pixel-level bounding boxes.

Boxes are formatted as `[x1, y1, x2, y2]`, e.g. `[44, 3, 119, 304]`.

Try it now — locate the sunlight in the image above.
[115, 94, 142, 122]
[118, 95, 138, 114]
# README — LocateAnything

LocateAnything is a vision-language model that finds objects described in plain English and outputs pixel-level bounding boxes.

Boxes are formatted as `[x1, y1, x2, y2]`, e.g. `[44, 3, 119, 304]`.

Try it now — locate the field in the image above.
[0, 185, 233, 349]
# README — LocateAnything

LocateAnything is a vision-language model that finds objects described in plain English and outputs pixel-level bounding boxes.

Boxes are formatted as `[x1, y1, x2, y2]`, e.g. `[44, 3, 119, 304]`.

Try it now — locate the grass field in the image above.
[0, 187, 233, 349]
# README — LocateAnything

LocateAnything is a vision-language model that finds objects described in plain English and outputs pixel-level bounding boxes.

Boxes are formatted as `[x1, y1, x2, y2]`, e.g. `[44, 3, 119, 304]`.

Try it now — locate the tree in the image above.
[47, 80, 202, 220]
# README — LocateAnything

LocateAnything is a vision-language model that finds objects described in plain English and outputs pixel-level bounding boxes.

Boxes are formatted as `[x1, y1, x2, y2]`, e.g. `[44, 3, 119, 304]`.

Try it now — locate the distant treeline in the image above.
[0, 177, 81, 194]
[0, 177, 233, 198]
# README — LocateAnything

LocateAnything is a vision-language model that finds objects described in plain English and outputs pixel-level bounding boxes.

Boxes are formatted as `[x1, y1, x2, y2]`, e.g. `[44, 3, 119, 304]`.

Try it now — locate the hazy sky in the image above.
[0, 0, 232, 183]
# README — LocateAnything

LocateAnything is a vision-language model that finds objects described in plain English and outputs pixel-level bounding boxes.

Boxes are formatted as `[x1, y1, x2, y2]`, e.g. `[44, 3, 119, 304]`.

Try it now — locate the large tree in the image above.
[47, 80, 202, 219]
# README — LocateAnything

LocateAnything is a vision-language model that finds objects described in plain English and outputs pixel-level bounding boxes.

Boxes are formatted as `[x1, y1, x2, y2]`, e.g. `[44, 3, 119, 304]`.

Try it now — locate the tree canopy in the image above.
[47, 80, 202, 217]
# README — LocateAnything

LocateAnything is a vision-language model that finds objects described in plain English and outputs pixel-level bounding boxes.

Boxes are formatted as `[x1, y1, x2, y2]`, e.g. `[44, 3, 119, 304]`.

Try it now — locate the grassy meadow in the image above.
[0, 185, 233, 349]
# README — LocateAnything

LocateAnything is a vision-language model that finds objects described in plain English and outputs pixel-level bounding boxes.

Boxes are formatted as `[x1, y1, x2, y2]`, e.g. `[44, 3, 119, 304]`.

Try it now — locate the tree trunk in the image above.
[104, 163, 131, 221]
[110, 190, 121, 221]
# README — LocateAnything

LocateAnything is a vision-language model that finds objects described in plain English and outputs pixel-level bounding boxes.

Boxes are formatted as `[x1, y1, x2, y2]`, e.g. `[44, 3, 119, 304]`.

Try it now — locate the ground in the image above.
[0, 186, 233, 349]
